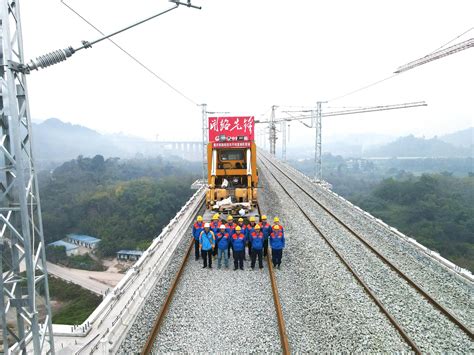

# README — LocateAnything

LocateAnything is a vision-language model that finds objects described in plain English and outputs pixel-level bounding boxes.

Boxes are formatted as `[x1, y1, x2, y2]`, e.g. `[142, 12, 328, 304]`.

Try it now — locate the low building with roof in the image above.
[117, 250, 144, 261]
[48, 240, 80, 256]
[67, 234, 101, 249]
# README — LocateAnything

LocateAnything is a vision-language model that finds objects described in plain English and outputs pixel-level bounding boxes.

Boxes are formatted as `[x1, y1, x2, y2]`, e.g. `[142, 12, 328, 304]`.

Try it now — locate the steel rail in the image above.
[258, 156, 422, 354]
[260, 153, 474, 341]
[257, 204, 291, 355]
[140, 200, 203, 355]
[141, 201, 290, 354]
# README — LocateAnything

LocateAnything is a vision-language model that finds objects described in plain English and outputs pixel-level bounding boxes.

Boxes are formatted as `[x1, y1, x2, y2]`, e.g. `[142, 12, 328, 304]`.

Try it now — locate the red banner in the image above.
[212, 141, 251, 148]
[208, 116, 255, 143]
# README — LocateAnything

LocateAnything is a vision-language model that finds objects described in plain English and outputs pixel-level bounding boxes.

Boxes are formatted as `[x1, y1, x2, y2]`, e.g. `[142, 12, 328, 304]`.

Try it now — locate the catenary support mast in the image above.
[0, 0, 55, 353]
[269, 105, 278, 155]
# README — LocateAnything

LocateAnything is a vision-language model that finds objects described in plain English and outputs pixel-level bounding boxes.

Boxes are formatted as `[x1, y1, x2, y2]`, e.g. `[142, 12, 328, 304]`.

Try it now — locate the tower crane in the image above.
[257, 101, 427, 181]
[395, 38, 474, 73]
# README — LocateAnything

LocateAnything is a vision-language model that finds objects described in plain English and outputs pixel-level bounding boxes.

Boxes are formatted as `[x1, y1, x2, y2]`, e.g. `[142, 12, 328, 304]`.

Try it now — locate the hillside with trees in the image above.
[354, 174, 474, 272]
[289, 155, 474, 272]
[40, 155, 200, 257]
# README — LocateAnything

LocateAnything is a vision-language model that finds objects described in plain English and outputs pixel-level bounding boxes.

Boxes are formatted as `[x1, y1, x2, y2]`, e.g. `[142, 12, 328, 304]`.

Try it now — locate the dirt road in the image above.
[46, 262, 123, 295]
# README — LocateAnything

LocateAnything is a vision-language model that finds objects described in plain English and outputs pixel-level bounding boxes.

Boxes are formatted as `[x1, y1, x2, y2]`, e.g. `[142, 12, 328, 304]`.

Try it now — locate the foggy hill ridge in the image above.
[364, 133, 473, 158]
[32, 118, 144, 164]
[438, 127, 474, 148]
[32, 118, 473, 162]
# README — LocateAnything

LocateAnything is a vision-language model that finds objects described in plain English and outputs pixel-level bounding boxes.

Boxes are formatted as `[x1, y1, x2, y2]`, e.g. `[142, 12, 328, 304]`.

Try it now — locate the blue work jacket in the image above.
[249, 231, 264, 250]
[231, 233, 246, 251]
[270, 231, 285, 250]
[216, 232, 230, 250]
[199, 230, 215, 251]
[272, 224, 285, 238]
[259, 222, 272, 240]
[192, 222, 204, 241]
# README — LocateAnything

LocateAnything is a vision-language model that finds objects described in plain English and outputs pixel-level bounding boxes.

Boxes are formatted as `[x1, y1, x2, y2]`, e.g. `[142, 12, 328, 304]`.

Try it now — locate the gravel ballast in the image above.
[118, 235, 193, 354]
[152, 254, 280, 353]
[269, 153, 473, 330]
[259, 154, 474, 353]
[258, 164, 411, 353]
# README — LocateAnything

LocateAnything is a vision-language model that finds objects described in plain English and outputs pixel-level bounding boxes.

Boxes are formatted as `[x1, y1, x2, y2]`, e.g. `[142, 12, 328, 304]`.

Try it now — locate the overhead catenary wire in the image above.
[59, 0, 200, 106]
[326, 74, 398, 103]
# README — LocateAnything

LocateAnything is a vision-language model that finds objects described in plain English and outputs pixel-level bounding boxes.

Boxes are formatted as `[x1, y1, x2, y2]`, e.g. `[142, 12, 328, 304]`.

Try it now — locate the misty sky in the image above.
[22, 0, 473, 145]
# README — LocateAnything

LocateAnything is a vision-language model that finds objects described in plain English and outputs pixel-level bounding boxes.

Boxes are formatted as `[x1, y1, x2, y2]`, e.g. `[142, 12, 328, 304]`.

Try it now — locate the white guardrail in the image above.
[263, 152, 474, 284]
[43, 186, 205, 354]
[96, 186, 205, 353]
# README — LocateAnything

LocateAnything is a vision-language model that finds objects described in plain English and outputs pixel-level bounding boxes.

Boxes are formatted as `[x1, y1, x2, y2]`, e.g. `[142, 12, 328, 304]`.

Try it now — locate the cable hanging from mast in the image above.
[55, 0, 200, 106]
[18, 0, 201, 108]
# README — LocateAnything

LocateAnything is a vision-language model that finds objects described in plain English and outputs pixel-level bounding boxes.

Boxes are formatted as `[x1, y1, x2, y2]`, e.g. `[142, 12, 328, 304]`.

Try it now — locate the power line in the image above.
[60, 0, 200, 106]
[327, 74, 398, 103]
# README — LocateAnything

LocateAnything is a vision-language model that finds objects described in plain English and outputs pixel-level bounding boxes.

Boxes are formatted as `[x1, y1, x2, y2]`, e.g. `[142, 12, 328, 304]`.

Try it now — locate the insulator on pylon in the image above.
[26, 47, 75, 71]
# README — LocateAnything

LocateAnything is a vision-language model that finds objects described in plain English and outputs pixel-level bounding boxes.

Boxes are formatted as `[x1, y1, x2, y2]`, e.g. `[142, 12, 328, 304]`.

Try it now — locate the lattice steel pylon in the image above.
[269, 105, 278, 155]
[0, 0, 55, 353]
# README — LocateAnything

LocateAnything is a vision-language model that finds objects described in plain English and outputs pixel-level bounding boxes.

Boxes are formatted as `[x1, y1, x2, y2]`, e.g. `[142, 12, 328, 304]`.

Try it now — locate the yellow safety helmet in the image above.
[212, 213, 219, 220]
[261, 215, 267, 220]
[273, 225, 280, 230]
[255, 224, 261, 229]
[235, 226, 241, 231]
[274, 217, 280, 223]
[238, 217, 244, 223]
[197, 215, 203, 222]
[249, 216, 256, 222]
[227, 215, 234, 221]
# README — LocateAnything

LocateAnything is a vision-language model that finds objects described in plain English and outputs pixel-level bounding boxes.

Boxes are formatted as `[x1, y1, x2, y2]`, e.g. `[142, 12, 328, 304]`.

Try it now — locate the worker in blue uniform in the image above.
[216, 224, 230, 269]
[249, 224, 264, 269]
[272, 217, 285, 237]
[237, 217, 247, 260]
[199, 223, 215, 269]
[231, 225, 246, 270]
[192, 215, 204, 260]
[246, 216, 257, 259]
[210, 213, 221, 256]
[270, 225, 285, 269]
[259, 215, 272, 258]
[225, 215, 236, 258]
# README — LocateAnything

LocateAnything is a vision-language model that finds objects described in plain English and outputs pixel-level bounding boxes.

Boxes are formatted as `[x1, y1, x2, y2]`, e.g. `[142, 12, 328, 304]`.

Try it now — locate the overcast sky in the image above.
[22, 0, 473, 145]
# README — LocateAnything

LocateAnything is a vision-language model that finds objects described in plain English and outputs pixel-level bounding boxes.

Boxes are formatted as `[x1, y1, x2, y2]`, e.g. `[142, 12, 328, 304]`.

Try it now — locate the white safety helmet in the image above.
[219, 224, 226, 229]
[204, 223, 210, 228]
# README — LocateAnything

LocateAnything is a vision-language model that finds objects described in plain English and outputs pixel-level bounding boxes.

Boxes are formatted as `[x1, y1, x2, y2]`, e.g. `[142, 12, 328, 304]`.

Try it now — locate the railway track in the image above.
[258, 153, 474, 353]
[266, 154, 474, 329]
[140, 207, 290, 354]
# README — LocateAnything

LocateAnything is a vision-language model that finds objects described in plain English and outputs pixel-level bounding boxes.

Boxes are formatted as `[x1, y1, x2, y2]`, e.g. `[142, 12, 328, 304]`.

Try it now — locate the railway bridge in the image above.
[30, 152, 474, 354]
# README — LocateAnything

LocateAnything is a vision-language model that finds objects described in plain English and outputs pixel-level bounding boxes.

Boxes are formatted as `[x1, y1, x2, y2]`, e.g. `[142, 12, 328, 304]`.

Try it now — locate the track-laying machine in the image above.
[204, 116, 258, 219]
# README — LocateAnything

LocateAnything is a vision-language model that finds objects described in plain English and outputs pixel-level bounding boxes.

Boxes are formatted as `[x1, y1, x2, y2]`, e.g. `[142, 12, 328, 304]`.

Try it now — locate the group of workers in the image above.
[192, 214, 285, 271]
